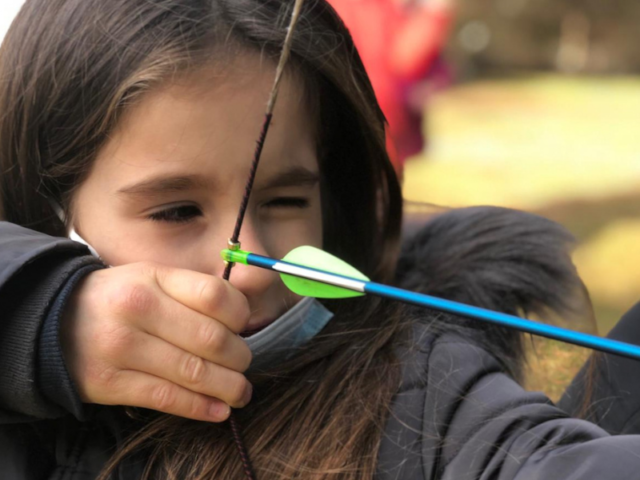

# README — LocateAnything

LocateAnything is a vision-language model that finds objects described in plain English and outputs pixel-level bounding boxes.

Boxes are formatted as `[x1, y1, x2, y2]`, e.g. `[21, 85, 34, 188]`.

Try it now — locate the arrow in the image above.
[222, 246, 640, 361]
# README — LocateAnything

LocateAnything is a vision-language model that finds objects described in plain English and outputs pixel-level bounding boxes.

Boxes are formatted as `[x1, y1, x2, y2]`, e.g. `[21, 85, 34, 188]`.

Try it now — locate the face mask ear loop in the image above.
[47, 197, 67, 225]
[69, 229, 102, 259]
[46, 197, 102, 260]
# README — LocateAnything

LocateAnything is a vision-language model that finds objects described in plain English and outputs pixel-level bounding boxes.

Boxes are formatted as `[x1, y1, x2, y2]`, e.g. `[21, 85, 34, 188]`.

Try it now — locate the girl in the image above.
[1, 1, 640, 479]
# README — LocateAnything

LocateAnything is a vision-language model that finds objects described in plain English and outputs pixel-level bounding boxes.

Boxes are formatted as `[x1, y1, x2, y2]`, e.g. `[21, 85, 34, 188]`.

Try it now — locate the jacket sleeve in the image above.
[558, 301, 640, 435]
[0, 222, 104, 423]
[423, 334, 640, 480]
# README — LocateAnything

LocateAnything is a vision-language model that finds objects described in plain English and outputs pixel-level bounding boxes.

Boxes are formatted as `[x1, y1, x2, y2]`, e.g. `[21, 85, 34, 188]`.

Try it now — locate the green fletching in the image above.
[221, 249, 249, 265]
[281, 246, 369, 299]
[283, 246, 369, 280]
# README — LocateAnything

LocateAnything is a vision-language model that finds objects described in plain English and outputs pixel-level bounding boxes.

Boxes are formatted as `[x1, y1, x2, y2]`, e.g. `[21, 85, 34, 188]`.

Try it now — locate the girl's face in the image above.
[73, 52, 323, 332]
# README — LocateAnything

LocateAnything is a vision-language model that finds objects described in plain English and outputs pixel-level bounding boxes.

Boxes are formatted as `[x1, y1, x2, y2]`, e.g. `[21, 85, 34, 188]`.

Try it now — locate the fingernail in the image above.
[209, 401, 230, 421]
[242, 384, 253, 406]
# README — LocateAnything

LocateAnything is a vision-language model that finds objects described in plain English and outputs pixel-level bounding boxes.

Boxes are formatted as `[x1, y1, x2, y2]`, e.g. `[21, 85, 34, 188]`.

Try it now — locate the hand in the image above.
[60, 262, 252, 422]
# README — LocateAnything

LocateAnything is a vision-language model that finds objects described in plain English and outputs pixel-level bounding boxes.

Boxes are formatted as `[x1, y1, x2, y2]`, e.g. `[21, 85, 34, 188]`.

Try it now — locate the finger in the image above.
[150, 265, 250, 334]
[140, 300, 252, 372]
[104, 370, 232, 422]
[120, 331, 252, 408]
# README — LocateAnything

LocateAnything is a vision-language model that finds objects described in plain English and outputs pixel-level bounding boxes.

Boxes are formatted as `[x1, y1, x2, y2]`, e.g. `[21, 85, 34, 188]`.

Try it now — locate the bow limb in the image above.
[222, 2, 307, 479]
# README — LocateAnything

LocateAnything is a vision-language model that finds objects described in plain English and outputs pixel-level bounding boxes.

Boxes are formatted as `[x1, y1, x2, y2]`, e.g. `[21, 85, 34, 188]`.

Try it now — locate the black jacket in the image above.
[2, 208, 640, 479]
[559, 301, 640, 435]
[0, 223, 103, 423]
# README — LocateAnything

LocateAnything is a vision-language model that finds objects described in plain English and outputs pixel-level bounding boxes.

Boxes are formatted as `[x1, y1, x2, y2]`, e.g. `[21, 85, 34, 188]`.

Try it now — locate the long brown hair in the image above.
[0, 0, 405, 478]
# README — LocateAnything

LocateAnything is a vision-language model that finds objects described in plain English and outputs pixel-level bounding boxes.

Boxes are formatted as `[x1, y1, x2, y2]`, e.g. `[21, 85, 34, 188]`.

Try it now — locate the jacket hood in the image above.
[396, 206, 587, 379]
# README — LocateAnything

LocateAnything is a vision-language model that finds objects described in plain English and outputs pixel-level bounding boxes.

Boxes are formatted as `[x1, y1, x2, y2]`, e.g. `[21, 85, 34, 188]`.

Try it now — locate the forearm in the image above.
[0, 222, 103, 422]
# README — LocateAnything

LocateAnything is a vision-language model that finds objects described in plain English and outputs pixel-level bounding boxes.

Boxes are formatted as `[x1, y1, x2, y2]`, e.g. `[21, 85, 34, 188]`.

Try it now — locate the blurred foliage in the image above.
[523, 336, 591, 402]
[449, 0, 640, 77]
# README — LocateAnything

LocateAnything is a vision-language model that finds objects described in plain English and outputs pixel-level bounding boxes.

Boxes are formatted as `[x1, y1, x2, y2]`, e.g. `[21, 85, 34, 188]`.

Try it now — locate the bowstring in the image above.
[222, 1, 306, 478]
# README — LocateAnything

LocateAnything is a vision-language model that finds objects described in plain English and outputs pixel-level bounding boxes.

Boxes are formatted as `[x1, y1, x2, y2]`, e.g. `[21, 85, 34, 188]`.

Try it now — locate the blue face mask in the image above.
[244, 296, 334, 372]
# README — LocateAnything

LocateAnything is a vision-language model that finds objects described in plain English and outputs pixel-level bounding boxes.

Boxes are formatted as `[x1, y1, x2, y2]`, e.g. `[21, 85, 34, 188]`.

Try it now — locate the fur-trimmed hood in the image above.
[396, 206, 587, 379]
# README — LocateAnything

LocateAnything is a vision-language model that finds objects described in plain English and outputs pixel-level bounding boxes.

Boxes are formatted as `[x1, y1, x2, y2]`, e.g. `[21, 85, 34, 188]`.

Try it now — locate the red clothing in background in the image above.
[327, 0, 453, 173]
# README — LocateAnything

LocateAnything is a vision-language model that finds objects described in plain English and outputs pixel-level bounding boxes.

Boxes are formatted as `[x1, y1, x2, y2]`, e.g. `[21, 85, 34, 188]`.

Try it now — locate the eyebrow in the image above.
[118, 174, 210, 197]
[260, 167, 320, 190]
[117, 167, 319, 198]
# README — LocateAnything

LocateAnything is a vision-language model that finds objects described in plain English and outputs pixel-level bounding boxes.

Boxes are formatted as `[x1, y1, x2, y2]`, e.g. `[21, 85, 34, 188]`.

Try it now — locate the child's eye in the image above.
[148, 205, 203, 223]
[263, 197, 309, 209]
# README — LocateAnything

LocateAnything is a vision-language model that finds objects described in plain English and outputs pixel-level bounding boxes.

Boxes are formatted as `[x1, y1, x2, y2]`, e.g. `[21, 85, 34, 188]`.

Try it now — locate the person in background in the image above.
[327, 0, 454, 176]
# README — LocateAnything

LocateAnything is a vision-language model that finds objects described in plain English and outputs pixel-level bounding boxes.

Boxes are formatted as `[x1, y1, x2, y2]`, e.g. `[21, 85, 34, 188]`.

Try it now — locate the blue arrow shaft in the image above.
[244, 253, 640, 361]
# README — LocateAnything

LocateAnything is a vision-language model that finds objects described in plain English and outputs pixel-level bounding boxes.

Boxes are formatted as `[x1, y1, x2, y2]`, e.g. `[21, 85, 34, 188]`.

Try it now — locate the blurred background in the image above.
[404, 0, 640, 333]
[329, 0, 640, 400]
[390, 0, 640, 399]
[2, 0, 639, 400]
[0, 1, 23, 44]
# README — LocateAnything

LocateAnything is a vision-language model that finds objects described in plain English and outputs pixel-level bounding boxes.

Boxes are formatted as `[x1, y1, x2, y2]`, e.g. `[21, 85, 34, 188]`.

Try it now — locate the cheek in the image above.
[306, 202, 324, 247]
[262, 203, 323, 258]
[98, 218, 224, 269]
[300, 195, 324, 247]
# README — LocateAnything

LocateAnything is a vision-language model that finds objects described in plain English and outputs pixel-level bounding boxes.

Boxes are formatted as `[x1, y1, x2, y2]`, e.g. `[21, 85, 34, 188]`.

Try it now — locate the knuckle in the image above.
[82, 364, 120, 401]
[109, 282, 158, 318]
[88, 364, 117, 387]
[150, 383, 178, 412]
[237, 295, 251, 326]
[199, 321, 226, 353]
[136, 261, 161, 278]
[180, 354, 207, 386]
[98, 367, 120, 391]
[100, 325, 137, 359]
[188, 395, 208, 419]
[239, 347, 253, 372]
[226, 375, 248, 406]
[196, 278, 225, 313]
